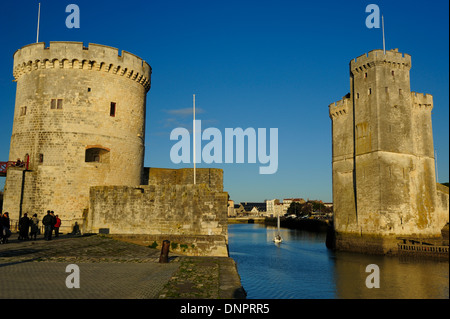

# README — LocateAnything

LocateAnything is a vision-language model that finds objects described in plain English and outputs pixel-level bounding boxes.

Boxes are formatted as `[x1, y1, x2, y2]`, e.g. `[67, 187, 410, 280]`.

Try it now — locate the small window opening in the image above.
[110, 102, 116, 117]
[392, 70, 395, 76]
[364, 72, 367, 78]
[20, 106, 27, 116]
[87, 87, 91, 92]
[51, 99, 63, 109]
[85, 147, 110, 163]
[39, 154, 44, 164]
[368, 88, 372, 95]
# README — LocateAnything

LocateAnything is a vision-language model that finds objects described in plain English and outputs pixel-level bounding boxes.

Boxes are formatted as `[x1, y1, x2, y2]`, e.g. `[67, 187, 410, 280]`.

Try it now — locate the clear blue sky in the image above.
[0, 0, 448, 203]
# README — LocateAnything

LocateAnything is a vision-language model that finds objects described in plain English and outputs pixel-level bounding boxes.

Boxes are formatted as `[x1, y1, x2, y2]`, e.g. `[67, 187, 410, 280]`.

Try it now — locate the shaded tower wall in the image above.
[329, 96, 356, 233]
[3, 42, 151, 229]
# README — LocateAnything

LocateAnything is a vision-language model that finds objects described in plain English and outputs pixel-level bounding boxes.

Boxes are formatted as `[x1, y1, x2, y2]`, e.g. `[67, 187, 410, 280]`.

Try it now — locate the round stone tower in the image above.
[3, 41, 151, 230]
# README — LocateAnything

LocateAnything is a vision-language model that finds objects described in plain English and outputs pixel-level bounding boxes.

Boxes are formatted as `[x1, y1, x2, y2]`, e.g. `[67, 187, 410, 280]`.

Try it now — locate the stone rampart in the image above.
[144, 167, 223, 191]
[87, 181, 228, 257]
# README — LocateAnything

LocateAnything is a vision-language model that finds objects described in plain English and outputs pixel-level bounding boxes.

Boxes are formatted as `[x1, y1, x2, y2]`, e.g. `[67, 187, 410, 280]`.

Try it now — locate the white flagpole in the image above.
[382, 15, 385, 54]
[36, 2, 41, 43]
[193, 94, 196, 185]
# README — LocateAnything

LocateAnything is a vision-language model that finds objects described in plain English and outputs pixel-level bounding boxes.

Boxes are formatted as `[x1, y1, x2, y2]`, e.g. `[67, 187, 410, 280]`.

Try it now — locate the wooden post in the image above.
[159, 240, 170, 263]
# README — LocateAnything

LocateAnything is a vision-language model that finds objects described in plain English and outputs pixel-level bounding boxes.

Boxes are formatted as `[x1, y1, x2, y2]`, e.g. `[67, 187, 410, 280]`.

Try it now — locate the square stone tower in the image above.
[329, 49, 449, 254]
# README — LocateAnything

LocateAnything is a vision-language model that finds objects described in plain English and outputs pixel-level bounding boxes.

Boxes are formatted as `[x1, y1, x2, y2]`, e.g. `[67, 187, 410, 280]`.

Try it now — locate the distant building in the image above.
[282, 198, 305, 214]
[228, 200, 236, 217]
[274, 203, 284, 217]
[240, 202, 267, 216]
[265, 199, 280, 216]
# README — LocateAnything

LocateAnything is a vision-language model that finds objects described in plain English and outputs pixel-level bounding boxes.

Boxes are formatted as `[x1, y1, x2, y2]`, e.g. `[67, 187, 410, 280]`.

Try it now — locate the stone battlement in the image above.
[411, 92, 433, 110]
[329, 96, 350, 119]
[350, 49, 411, 73]
[13, 42, 151, 91]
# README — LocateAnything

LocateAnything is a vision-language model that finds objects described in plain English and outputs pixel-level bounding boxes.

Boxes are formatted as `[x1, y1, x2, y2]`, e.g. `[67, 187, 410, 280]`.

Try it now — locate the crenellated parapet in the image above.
[329, 96, 351, 119]
[12, 42, 152, 92]
[411, 92, 433, 111]
[350, 49, 411, 75]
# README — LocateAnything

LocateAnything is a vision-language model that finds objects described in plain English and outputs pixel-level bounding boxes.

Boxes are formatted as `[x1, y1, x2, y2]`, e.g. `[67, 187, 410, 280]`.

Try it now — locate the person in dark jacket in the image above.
[0, 212, 3, 243]
[30, 213, 39, 240]
[19, 213, 30, 240]
[42, 211, 54, 240]
[1, 212, 11, 244]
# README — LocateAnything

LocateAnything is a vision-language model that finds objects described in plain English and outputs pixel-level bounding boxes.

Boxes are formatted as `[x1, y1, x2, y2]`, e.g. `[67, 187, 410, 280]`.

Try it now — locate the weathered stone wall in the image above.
[329, 96, 357, 233]
[144, 167, 223, 192]
[3, 42, 151, 224]
[329, 49, 449, 253]
[87, 183, 229, 256]
[436, 184, 450, 231]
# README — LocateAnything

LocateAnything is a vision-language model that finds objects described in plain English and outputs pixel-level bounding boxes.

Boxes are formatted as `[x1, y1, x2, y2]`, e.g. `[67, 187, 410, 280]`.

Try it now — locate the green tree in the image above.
[288, 202, 309, 217]
[312, 200, 325, 212]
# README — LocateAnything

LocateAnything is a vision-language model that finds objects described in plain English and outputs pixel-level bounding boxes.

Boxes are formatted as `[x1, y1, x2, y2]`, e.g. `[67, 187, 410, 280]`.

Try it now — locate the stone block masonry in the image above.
[3, 42, 230, 257]
[3, 42, 151, 226]
[144, 167, 223, 192]
[87, 181, 229, 257]
[329, 49, 449, 255]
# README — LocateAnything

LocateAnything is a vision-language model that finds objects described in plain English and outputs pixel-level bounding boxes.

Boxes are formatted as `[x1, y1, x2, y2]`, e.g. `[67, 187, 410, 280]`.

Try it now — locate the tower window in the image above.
[20, 106, 27, 116]
[87, 87, 91, 92]
[357, 93, 360, 99]
[392, 70, 395, 76]
[110, 102, 116, 117]
[39, 153, 44, 164]
[368, 88, 372, 95]
[85, 147, 110, 163]
[364, 72, 367, 78]
[51, 99, 63, 110]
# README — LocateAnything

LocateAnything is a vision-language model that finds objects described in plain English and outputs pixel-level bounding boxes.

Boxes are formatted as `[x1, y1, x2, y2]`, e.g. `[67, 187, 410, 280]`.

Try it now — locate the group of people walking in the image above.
[41, 211, 62, 241]
[0, 210, 62, 243]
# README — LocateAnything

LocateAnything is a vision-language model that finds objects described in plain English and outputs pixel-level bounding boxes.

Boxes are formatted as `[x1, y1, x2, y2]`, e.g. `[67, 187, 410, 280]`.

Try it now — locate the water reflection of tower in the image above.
[332, 252, 449, 298]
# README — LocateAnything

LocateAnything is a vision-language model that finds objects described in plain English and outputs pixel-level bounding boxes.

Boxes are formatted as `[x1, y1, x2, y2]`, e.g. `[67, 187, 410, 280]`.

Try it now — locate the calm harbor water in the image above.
[228, 223, 449, 299]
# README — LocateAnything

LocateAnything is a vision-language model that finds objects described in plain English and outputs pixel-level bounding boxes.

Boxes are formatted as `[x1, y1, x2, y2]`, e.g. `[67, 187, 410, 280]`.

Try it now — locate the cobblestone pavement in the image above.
[0, 233, 162, 263]
[0, 233, 245, 299]
[0, 234, 180, 299]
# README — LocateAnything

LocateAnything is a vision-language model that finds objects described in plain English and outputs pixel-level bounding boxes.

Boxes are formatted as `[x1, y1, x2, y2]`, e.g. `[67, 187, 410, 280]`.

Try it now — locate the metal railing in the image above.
[398, 244, 449, 254]
[0, 158, 30, 175]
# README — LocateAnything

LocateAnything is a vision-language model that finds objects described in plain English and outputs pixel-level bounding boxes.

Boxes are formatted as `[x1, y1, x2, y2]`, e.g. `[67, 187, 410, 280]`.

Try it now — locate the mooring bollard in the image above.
[159, 240, 170, 263]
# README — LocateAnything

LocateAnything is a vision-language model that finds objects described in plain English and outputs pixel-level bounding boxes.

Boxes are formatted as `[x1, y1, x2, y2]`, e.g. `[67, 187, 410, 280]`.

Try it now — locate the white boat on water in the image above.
[273, 213, 283, 244]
